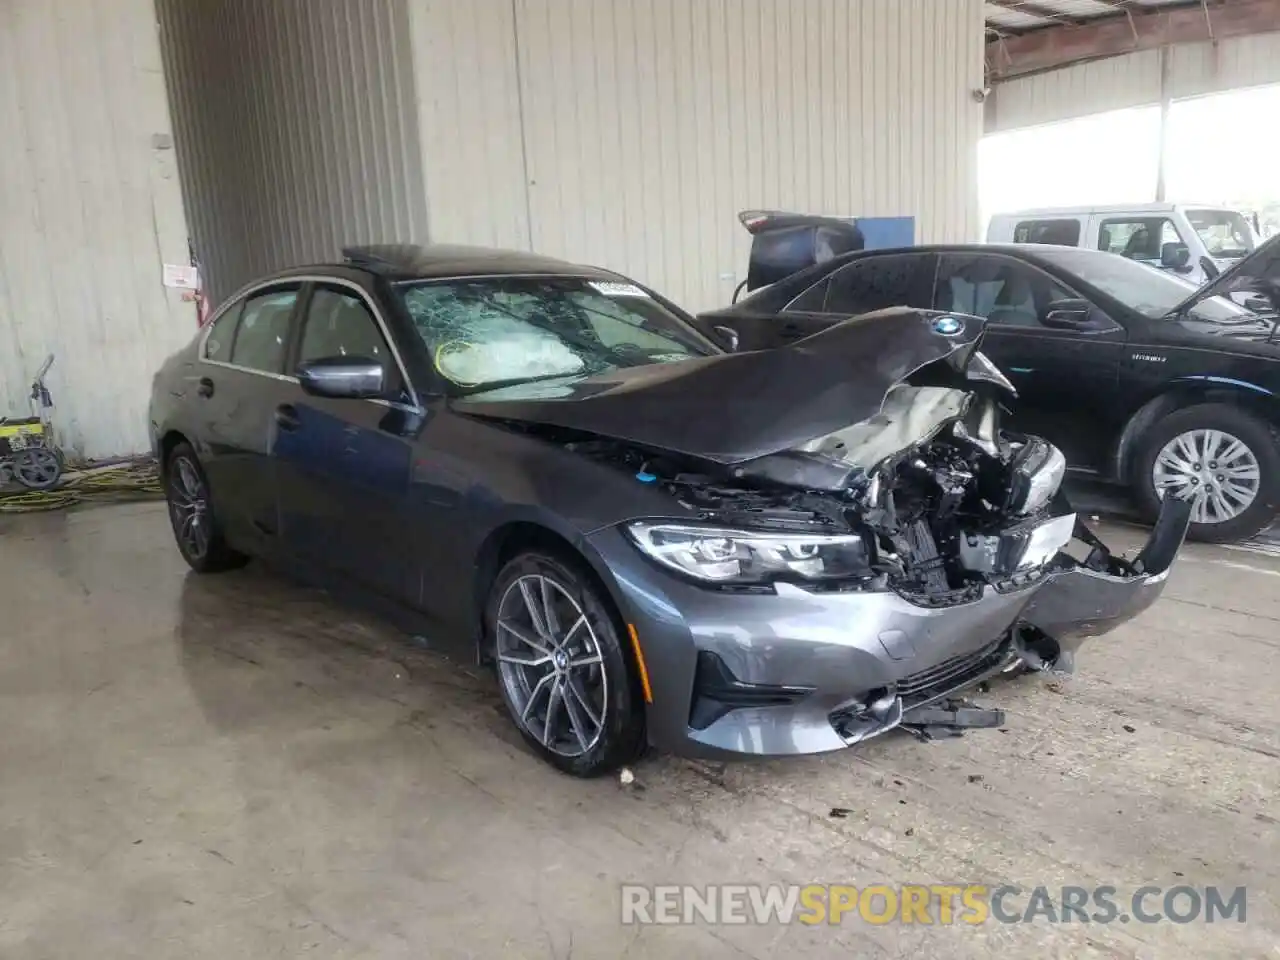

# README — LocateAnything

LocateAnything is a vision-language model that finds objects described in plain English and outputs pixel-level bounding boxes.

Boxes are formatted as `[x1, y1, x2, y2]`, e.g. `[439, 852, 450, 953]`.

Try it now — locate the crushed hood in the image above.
[1175, 233, 1280, 315]
[452, 308, 988, 463]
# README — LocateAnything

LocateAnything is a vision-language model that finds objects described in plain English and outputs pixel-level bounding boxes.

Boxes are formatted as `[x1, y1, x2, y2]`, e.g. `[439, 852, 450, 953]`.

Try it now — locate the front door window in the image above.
[935, 255, 1073, 327]
[1098, 217, 1183, 265]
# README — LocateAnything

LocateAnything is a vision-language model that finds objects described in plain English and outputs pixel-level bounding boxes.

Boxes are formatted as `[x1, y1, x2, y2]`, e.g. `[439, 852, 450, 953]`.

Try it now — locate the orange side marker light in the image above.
[627, 623, 654, 704]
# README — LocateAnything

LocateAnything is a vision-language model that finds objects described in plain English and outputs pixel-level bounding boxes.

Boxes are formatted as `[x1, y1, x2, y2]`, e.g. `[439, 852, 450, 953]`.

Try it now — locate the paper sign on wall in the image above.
[163, 263, 200, 290]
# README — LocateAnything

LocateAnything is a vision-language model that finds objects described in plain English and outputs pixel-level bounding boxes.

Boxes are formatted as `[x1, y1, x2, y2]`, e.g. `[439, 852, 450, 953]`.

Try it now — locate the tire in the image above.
[12, 447, 62, 489]
[165, 442, 249, 573]
[1134, 403, 1280, 544]
[485, 550, 646, 777]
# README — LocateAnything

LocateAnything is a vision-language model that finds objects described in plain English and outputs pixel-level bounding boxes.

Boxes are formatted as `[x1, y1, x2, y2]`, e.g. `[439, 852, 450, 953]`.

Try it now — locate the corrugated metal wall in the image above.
[986, 49, 1162, 132]
[4, 0, 986, 455]
[1167, 32, 1280, 99]
[412, 0, 986, 311]
[0, 0, 193, 459]
[987, 32, 1280, 133]
[407, 0, 532, 251]
[156, 0, 430, 306]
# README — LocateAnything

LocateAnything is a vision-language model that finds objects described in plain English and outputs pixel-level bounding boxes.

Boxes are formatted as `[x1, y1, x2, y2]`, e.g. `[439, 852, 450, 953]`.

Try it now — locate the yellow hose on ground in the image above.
[0, 459, 164, 513]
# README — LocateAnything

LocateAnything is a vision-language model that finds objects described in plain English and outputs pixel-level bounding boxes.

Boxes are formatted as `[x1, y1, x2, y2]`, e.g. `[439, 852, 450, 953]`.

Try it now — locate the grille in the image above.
[896, 638, 1011, 706]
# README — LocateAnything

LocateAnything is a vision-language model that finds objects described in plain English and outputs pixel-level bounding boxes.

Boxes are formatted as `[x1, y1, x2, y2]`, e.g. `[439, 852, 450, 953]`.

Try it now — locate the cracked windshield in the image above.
[397, 278, 714, 396]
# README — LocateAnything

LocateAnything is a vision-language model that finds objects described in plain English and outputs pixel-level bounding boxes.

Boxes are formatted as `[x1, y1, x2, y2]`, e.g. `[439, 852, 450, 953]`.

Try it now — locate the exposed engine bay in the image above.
[565, 382, 1081, 603]
[449, 306, 1191, 755]
[456, 308, 1173, 611]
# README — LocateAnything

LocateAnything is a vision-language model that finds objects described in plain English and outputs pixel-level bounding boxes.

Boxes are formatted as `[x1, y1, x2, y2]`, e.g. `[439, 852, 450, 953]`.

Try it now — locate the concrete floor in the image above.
[2, 503, 1277, 959]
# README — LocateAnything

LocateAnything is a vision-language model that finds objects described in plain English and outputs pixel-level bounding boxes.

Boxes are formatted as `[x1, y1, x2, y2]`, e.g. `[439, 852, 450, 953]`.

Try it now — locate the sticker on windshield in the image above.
[589, 281, 650, 298]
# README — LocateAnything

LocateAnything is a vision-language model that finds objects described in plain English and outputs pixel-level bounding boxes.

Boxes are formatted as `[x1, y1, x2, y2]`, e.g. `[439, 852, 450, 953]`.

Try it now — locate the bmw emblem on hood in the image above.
[932, 315, 964, 337]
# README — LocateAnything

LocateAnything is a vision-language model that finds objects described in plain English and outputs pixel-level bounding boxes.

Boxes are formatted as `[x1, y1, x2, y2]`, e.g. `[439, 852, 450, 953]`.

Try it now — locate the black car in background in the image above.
[700, 214, 1280, 542]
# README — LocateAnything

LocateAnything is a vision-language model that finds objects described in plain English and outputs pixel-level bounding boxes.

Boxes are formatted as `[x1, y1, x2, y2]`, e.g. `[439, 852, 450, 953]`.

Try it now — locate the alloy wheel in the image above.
[168, 457, 210, 560]
[495, 573, 608, 758]
[1152, 428, 1261, 525]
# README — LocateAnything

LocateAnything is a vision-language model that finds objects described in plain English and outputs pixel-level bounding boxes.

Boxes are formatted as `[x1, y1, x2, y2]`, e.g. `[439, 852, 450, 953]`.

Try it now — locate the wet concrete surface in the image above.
[1, 502, 1277, 959]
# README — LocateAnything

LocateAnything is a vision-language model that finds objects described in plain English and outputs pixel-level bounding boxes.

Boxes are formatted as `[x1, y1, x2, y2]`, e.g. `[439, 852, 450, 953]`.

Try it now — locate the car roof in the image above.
[990, 203, 1232, 218]
[990, 204, 1175, 217]
[828, 242, 1087, 259]
[334, 243, 621, 282]
[785, 242, 1120, 281]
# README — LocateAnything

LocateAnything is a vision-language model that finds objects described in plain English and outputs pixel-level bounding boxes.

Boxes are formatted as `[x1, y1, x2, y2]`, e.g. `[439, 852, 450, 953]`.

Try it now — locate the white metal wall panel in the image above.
[988, 32, 1280, 132]
[986, 49, 1163, 131]
[412, 0, 986, 311]
[408, 0, 532, 250]
[0, 0, 194, 459]
[1167, 32, 1280, 99]
[157, 0, 430, 305]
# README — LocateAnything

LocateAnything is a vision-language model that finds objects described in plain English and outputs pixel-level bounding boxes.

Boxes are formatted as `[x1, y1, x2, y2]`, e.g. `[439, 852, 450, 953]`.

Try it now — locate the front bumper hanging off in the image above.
[597, 495, 1192, 760]
[1018, 493, 1192, 654]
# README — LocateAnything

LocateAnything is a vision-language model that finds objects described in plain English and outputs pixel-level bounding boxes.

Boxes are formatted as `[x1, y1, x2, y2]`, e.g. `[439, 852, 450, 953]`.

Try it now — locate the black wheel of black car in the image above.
[165, 443, 249, 573]
[486, 551, 645, 777]
[1134, 403, 1280, 543]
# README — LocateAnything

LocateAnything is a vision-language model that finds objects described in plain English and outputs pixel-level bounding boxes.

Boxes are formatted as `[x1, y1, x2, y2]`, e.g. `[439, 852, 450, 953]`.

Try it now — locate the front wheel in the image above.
[1134, 403, 1280, 543]
[485, 551, 646, 777]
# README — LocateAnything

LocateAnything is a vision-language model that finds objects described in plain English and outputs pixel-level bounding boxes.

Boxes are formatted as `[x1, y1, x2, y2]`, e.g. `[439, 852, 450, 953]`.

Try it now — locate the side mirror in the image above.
[297, 356, 385, 399]
[712, 325, 740, 351]
[1161, 242, 1191, 271]
[1042, 298, 1098, 330]
[1252, 278, 1280, 314]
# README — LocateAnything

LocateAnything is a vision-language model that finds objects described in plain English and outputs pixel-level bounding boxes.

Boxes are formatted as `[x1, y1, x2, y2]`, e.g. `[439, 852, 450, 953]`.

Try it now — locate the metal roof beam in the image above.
[986, 0, 1085, 25]
[987, 0, 1280, 81]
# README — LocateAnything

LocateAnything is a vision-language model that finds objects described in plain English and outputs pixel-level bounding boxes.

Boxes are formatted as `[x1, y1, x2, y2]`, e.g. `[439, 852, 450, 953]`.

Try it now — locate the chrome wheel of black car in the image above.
[495, 573, 608, 758]
[1136, 403, 1280, 544]
[169, 456, 210, 560]
[1152, 428, 1261, 525]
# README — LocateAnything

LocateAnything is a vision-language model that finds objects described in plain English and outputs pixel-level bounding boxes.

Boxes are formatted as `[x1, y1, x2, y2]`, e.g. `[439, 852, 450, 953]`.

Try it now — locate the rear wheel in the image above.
[1134, 403, 1280, 543]
[165, 443, 249, 572]
[486, 551, 645, 777]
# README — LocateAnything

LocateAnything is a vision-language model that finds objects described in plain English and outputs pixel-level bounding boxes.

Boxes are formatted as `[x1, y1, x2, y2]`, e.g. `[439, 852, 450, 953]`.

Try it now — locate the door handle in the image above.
[274, 404, 300, 431]
[197, 376, 214, 398]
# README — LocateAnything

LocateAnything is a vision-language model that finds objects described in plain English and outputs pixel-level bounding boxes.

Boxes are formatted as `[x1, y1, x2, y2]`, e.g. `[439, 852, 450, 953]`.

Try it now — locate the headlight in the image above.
[626, 522, 870, 585]
[1008, 439, 1066, 515]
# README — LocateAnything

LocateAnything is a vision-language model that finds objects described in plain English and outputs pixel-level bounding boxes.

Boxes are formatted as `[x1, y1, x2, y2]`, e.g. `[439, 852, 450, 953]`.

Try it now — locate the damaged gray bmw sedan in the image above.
[149, 244, 1192, 776]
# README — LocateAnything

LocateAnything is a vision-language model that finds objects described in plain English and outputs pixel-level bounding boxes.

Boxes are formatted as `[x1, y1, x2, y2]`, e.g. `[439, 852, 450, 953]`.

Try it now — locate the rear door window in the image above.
[203, 303, 243, 363]
[1013, 219, 1082, 245]
[787, 254, 935, 315]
